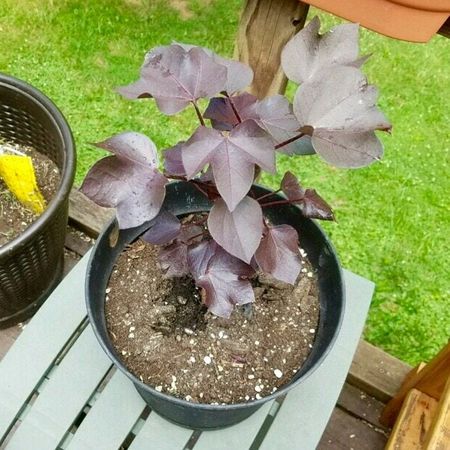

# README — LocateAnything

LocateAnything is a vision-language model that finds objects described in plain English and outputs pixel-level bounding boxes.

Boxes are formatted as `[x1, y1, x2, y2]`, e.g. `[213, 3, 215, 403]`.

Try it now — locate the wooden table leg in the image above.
[235, 0, 310, 98]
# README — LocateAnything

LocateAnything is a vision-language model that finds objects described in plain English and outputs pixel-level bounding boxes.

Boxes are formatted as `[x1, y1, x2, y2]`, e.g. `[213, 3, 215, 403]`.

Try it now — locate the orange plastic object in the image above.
[304, 0, 450, 42]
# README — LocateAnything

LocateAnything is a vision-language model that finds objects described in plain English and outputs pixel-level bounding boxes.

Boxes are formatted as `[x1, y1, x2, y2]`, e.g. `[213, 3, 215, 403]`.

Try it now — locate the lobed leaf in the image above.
[204, 93, 314, 156]
[254, 224, 301, 284]
[207, 197, 263, 263]
[117, 44, 227, 115]
[80, 132, 168, 229]
[163, 142, 186, 176]
[141, 210, 181, 245]
[281, 171, 334, 221]
[158, 241, 189, 277]
[174, 42, 254, 94]
[157, 223, 203, 277]
[293, 66, 391, 168]
[188, 240, 255, 318]
[182, 122, 275, 211]
[281, 16, 363, 84]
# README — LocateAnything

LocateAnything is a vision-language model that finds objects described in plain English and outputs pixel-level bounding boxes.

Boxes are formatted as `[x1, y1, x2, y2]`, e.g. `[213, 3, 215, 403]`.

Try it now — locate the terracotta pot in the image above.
[304, 0, 450, 42]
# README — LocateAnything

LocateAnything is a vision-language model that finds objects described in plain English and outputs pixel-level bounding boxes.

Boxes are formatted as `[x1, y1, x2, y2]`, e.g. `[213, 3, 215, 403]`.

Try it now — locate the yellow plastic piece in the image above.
[0, 155, 46, 214]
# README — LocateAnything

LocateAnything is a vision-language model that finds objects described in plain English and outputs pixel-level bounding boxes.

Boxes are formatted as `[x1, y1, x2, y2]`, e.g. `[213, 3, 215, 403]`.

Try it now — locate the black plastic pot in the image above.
[86, 182, 345, 430]
[0, 74, 76, 328]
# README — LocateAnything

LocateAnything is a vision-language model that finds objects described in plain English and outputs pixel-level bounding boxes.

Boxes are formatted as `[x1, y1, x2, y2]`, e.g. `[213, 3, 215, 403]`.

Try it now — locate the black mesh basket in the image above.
[0, 74, 76, 328]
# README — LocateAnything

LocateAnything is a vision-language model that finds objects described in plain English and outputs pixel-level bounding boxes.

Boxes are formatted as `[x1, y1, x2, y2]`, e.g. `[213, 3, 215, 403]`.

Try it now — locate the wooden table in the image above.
[0, 191, 413, 449]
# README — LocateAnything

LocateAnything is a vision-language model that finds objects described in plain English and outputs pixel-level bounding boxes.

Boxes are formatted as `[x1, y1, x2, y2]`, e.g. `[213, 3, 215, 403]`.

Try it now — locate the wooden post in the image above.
[235, 0, 310, 98]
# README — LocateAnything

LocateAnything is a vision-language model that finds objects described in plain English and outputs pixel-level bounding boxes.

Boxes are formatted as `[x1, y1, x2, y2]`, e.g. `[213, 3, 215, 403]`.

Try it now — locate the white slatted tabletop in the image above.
[0, 252, 374, 450]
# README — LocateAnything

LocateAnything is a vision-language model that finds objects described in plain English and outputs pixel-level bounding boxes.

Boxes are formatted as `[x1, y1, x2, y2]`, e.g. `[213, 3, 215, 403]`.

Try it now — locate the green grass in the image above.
[1, 0, 449, 365]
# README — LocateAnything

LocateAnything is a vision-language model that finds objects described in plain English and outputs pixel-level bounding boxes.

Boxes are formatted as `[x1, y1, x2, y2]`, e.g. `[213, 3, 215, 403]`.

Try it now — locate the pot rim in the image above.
[86, 182, 345, 413]
[0, 72, 76, 255]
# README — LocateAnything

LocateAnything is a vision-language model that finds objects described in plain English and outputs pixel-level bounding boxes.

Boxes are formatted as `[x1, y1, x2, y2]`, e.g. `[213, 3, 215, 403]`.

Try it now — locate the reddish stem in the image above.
[226, 94, 242, 124]
[274, 132, 305, 150]
[192, 101, 205, 126]
[255, 189, 281, 202]
[260, 197, 304, 208]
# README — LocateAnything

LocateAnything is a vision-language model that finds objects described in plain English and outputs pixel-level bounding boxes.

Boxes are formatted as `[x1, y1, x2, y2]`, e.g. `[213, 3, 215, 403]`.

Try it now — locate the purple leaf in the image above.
[178, 223, 204, 244]
[281, 171, 304, 201]
[293, 66, 391, 168]
[182, 122, 276, 210]
[204, 94, 311, 155]
[281, 171, 334, 221]
[174, 43, 253, 94]
[187, 239, 218, 279]
[207, 197, 263, 263]
[117, 44, 227, 115]
[80, 132, 168, 229]
[158, 241, 189, 277]
[301, 189, 335, 221]
[188, 240, 255, 318]
[95, 131, 159, 167]
[255, 224, 301, 284]
[281, 16, 362, 84]
[141, 210, 181, 245]
[204, 93, 258, 131]
[163, 142, 186, 176]
[214, 55, 254, 94]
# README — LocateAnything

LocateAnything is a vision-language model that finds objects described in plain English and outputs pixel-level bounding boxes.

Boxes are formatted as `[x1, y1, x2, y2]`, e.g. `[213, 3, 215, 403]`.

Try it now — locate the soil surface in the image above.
[105, 239, 320, 405]
[0, 142, 60, 247]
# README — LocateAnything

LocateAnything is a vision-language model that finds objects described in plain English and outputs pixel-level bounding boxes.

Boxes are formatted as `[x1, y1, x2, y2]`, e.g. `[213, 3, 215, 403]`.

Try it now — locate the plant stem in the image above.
[260, 197, 304, 208]
[274, 132, 305, 150]
[255, 189, 281, 202]
[226, 94, 242, 124]
[192, 101, 205, 126]
[191, 181, 209, 198]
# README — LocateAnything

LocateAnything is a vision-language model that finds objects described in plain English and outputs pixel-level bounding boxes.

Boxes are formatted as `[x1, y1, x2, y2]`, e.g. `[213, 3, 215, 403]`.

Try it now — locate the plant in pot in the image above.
[82, 17, 390, 430]
[0, 74, 76, 328]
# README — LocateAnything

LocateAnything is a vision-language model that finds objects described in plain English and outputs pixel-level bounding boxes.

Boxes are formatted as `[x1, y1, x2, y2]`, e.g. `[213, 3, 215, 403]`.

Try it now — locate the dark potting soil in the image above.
[0, 143, 60, 247]
[106, 239, 320, 405]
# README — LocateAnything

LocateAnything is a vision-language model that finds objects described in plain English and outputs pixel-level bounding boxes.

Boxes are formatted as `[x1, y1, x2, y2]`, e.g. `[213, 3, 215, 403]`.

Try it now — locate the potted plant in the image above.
[0, 74, 76, 328]
[83, 17, 390, 429]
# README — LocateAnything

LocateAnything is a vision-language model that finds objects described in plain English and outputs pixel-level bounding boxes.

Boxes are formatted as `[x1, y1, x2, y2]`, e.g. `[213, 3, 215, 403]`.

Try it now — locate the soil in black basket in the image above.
[105, 239, 320, 405]
[0, 144, 60, 247]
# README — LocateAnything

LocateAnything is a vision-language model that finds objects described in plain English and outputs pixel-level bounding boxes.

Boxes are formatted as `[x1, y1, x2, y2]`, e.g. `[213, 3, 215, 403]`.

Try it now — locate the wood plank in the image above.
[424, 376, 450, 450]
[318, 407, 387, 450]
[193, 402, 272, 449]
[63, 248, 81, 276]
[259, 270, 374, 450]
[64, 229, 93, 257]
[385, 388, 438, 450]
[5, 326, 112, 450]
[348, 340, 412, 404]
[235, 0, 309, 98]
[129, 412, 193, 450]
[66, 370, 146, 450]
[69, 189, 113, 237]
[381, 343, 450, 426]
[0, 253, 90, 441]
[337, 383, 388, 430]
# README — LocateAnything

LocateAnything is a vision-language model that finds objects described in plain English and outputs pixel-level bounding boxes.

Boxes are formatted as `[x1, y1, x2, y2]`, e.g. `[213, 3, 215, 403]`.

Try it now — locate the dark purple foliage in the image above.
[141, 210, 181, 245]
[208, 196, 263, 263]
[80, 132, 168, 229]
[117, 45, 227, 115]
[181, 122, 275, 211]
[281, 16, 363, 84]
[281, 171, 334, 221]
[255, 224, 301, 284]
[83, 23, 390, 317]
[163, 143, 186, 176]
[188, 240, 255, 318]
